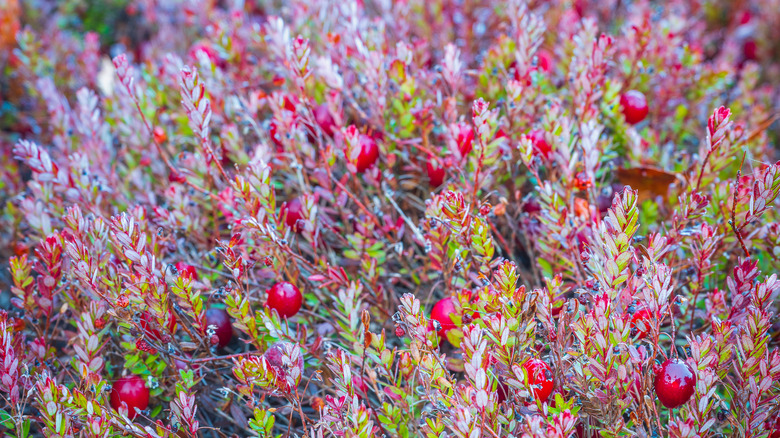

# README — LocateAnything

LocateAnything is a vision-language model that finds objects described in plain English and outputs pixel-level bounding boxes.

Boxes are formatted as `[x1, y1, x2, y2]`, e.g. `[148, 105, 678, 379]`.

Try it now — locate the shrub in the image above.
[0, 0, 780, 437]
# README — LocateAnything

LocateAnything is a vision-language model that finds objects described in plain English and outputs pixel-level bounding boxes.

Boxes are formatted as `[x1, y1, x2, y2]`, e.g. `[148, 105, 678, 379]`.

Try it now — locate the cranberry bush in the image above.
[1, 0, 780, 437]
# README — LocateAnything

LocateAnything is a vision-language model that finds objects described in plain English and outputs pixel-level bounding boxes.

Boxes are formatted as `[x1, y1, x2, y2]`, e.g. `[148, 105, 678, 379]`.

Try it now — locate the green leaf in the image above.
[0, 409, 14, 429]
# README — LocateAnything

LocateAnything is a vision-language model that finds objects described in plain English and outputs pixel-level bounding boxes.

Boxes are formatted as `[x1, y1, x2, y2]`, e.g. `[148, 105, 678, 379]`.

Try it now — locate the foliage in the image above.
[0, 0, 780, 436]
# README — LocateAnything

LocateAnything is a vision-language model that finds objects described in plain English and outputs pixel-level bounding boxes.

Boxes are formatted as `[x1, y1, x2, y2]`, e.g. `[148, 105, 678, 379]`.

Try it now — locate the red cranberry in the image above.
[429, 297, 457, 337]
[654, 358, 696, 409]
[168, 170, 187, 184]
[355, 134, 380, 173]
[266, 281, 303, 318]
[153, 126, 167, 144]
[620, 90, 649, 125]
[110, 375, 149, 420]
[139, 311, 177, 342]
[204, 308, 233, 348]
[455, 123, 474, 157]
[314, 103, 336, 137]
[280, 198, 304, 231]
[743, 40, 758, 62]
[426, 158, 446, 187]
[496, 381, 509, 404]
[767, 415, 780, 438]
[629, 306, 652, 339]
[522, 197, 541, 215]
[175, 262, 198, 280]
[523, 358, 554, 402]
[528, 130, 550, 159]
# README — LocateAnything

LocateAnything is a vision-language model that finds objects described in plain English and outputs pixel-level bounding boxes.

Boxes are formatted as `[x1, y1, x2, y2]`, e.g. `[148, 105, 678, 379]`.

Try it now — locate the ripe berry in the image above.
[266, 281, 303, 318]
[152, 126, 167, 144]
[521, 197, 541, 215]
[767, 415, 780, 438]
[496, 380, 509, 404]
[654, 358, 696, 409]
[139, 311, 177, 342]
[429, 297, 457, 337]
[355, 134, 380, 173]
[110, 375, 149, 420]
[629, 306, 652, 339]
[175, 262, 198, 280]
[523, 358, 554, 402]
[426, 158, 445, 188]
[314, 103, 336, 137]
[204, 307, 233, 348]
[620, 90, 649, 125]
[455, 123, 474, 157]
[135, 339, 156, 353]
[280, 198, 304, 231]
[742, 40, 758, 63]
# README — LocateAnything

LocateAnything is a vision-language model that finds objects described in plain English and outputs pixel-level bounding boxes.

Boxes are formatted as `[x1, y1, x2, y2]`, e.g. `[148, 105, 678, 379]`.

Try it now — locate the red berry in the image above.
[426, 158, 445, 187]
[355, 134, 380, 173]
[116, 294, 129, 308]
[496, 380, 509, 404]
[266, 281, 303, 318]
[135, 339, 156, 353]
[522, 198, 541, 215]
[429, 297, 457, 337]
[455, 123, 474, 157]
[767, 415, 780, 438]
[620, 90, 649, 125]
[654, 358, 696, 409]
[629, 306, 652, 339]
[139, 311, 177, 342]
[280, 198, 304, 231]
[574, 172, 592, 190]
[110, 375, 149, 420]
[394, 326, 406, 337]
[314, 103, 336, 137]
[168, 170, 187, 184]
[153, 126, 167, 144]
[204, 307, 233, 348]
[523, 358, 554, 402]
[175, 262, 198, 280]
[743, 39, 758, 62]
